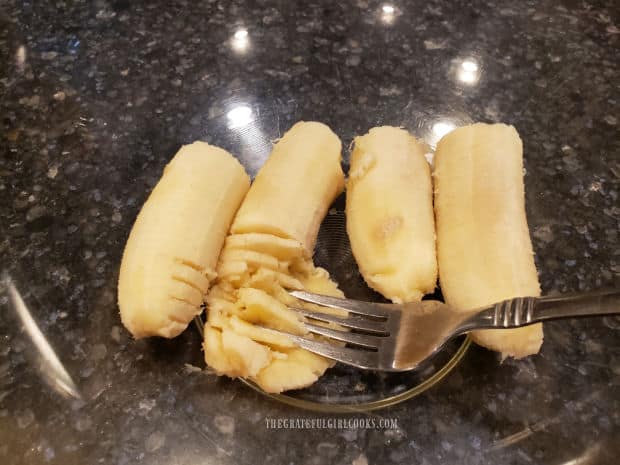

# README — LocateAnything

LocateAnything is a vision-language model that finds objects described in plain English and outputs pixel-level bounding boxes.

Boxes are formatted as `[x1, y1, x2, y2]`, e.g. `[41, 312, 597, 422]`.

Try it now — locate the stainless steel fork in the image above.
[258, 289, 619, 371]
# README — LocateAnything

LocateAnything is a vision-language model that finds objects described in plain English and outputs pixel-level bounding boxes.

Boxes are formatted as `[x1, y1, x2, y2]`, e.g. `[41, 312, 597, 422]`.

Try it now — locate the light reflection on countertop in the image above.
[381, 4, 397, 24]
[231, 28, 250, 53]
[456, 58, 481, 85]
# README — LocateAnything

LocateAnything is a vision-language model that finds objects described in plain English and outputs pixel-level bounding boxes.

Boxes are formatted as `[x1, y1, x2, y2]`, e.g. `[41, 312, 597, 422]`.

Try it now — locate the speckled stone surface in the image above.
[1, 0, 619, 464]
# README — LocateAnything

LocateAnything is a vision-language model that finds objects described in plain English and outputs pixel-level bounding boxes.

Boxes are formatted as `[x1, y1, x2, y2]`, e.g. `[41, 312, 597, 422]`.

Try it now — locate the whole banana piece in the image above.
[118, 142, 250, 338]
[346, 126, 438, 303]
[434, 123, 543, 359]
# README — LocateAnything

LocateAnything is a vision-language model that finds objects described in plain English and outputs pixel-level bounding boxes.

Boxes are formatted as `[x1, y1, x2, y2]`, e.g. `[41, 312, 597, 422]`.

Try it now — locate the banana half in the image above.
[346, 126, 438, 303]
[434, 123, 543, 359]
[203, 121, 347, 393]
[118, 142, 250, 339]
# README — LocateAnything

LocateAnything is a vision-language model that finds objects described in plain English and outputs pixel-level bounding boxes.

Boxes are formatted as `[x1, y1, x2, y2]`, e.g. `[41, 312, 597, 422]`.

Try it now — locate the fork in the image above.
[257, 289, 619, 371]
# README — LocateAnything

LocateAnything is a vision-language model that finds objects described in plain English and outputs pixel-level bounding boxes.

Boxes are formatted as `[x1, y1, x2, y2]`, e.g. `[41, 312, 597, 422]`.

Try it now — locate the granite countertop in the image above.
[1, 0, 618, 464]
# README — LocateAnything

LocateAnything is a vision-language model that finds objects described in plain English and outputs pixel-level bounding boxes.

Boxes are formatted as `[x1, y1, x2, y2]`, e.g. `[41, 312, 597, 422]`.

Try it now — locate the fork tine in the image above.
[289, 291, 392, 317]
[304, 322, 385, 349]
[290, 307, 389, 334]
[256, 325, 381, 370]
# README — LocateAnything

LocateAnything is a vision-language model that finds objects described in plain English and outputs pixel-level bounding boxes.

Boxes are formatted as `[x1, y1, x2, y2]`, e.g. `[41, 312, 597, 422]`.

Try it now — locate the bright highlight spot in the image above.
[227, 105, 254, 129]
[231, 29, 249, 52]
[432, 121, 456, 139]
[457, 58, 480, 85]
[426, 120, 458, 148]
[381, 4, 396, 24]
[461, 60, 478, 72]
[234, 29, 248, 40]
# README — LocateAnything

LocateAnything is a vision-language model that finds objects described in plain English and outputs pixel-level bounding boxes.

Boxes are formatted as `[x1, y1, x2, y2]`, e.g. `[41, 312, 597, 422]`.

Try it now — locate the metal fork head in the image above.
[288, 291, 394, 317]
[281, 291, 398, 370]
[283, 291, 462, 371]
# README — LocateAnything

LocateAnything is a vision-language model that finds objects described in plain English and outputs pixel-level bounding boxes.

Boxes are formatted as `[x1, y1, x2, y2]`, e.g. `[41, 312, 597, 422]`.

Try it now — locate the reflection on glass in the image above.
[223, 101, 272, 174]
[425, 120, 457, 148]
[381, 4, 396, 24]
[457, 58, 480, 85]
[15, 45, 26, 73]
[227, 105, 254, 129]
[432, 121, 456, 139]
[4, 275, 81, 399]
[231, 28, 250, 53]
[559, 442, 602, 465]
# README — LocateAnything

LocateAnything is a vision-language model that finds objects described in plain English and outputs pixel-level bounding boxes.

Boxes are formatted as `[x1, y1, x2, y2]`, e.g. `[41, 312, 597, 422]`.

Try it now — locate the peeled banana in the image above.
[118, 142, 250, 338]
[433, 123, 543, 358]
[231, 121, 345, 254]
[346, 126, 438, 303]
[204, 121, 347, 393]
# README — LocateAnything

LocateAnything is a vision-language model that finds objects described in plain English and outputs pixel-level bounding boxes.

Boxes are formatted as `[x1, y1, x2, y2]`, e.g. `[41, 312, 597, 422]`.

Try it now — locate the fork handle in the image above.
[461, 289, 620, 330]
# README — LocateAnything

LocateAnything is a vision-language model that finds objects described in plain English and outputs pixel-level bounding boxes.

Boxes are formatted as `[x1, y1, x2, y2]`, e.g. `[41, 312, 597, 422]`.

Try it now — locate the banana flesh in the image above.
[204, 121, 347, 393]
[118, 142, 250, 338]
[346, 126, 438, 303]
[231, 121, 345, 255]
[433, 123, 543, 358]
